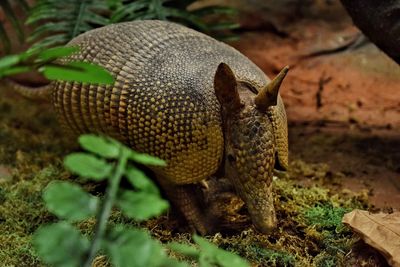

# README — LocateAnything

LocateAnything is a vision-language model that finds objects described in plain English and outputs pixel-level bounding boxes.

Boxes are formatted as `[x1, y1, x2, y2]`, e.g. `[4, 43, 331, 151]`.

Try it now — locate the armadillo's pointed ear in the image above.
[255, 66, 289, 111]
[214, 63, 242, 111]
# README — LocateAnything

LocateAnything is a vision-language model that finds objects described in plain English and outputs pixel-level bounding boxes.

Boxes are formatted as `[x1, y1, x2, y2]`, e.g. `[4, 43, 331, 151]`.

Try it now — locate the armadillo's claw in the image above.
[199, 179, 209, 190]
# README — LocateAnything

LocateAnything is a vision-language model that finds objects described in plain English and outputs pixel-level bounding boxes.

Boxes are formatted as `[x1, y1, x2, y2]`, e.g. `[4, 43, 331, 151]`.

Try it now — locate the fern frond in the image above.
[0, 24, 11, 53]
[191, 6, 238, 17]
[27, 0, 110, 49]
[110, 0, 239, 38]
[15, 0, 30, 12]
[27, 0, 238, 50]
[0, 0, 30, 53]
[110, 0, 154, 22]
[0, 1, 24, 42]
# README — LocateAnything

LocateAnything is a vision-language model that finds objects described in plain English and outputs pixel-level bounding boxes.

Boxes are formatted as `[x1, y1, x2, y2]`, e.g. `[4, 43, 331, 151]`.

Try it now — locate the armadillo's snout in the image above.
[252, 204, 277, 234]
[247, 183, 277, 233]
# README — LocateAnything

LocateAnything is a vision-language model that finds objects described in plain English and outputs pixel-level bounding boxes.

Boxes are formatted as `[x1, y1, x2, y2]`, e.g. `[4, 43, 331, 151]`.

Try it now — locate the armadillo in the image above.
[14, 20, 289, 234]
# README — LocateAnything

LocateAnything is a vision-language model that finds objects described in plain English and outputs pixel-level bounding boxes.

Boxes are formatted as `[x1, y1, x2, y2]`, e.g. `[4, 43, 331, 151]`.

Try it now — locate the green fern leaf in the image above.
[27, 0, 110, 49]
[109, 0, 239, 38]
[27, 22, 69, 43]
[0, 0, 30, 53]
[0, 24, 11, 53]
[15, 0, 30, 12]
[110, 1, 148, 22]
[0, 1, 24, 42]
[26, 0, 238, 50]
[29, 34, 70, 50]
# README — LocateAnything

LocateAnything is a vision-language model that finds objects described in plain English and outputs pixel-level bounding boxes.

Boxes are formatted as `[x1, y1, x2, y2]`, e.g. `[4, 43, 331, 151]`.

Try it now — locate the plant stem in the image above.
[83, 149, 128, 267]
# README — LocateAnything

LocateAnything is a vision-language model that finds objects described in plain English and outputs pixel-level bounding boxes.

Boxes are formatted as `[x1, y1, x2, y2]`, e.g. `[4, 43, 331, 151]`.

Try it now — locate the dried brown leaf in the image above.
[342, 209, 400, 267]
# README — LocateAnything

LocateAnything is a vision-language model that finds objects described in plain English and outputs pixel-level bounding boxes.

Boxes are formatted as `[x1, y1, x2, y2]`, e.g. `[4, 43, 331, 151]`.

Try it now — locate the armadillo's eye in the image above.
[227, 154, 236, 163]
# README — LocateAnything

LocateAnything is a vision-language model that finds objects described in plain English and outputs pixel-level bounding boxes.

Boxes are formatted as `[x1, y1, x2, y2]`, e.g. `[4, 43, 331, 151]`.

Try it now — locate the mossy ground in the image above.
[0, 86, 380, 266]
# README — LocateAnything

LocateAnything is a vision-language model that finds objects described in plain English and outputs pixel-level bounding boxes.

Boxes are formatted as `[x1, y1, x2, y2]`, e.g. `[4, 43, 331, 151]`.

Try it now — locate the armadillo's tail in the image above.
[3, 78, 52, 100]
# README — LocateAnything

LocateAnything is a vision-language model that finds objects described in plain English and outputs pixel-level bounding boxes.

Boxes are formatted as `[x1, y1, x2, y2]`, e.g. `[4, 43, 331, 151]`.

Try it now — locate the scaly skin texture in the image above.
[224, 107, 277, 232]
[48, 20, 288, 234]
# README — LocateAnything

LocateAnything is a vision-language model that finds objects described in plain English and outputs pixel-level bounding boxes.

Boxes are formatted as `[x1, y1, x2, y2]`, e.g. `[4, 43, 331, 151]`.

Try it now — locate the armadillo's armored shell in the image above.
[269, 95, 288, 170]
[52, 20, 278, 184]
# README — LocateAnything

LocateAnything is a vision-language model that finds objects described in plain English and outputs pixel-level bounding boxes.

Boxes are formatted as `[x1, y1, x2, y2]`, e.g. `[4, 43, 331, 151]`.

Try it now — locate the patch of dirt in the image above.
[233, 20, 400, 128]
[289, 125, 400, 209]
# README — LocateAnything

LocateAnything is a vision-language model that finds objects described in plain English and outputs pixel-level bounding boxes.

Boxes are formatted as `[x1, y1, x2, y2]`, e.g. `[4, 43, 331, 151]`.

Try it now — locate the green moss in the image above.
[0, 167, 56, 266]
[245, 246, 295, 267]
[0, 87, 69, 266]
[314, 253, 337, 267]
[0, 234, 42, 267]
[303, 204, 349, 232]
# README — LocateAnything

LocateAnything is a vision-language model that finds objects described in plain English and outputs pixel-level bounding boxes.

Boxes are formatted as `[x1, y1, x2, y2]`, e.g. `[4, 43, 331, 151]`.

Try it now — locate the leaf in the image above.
[110, 1, 148, 22]
[27, 22, 70, 43]
[343, 209, 400, 267]
[84, 12, 110, 26]
[27, 0, 237, 51]
[43, 181, 99, 221]
[116, 190, 169, 221]
[32, 222, 89, 267]
[27, 0, 110, 49]
[108, 0, 238, 39]
[167, 242, 200, 259]
[192, 6, 238, 17]
[0, 23, 11, 53]
[159, 258, 191, 267]
[36, 46, 79, 62]
[79, 134, 120, 158]
[29, 34, 69, 50]
[26, 7, 61, 25]
[193, 235, 216, 255]
[193, 235, 250, 267]
[0, 66, 32, 77]
[15, 0, 30, 13]
[0, 54, 20, 69]
[129, 151, 166, 166]
[64, 152, 113, 181]
[214, 249, 250, 267]
[0, 0, 24, 43]
[103, 225, 168, 267]
[40, 61, 115, 84]
[208, 22, 241, 31]
[124, 166, 160, 195]
[198, 254, 213, 267]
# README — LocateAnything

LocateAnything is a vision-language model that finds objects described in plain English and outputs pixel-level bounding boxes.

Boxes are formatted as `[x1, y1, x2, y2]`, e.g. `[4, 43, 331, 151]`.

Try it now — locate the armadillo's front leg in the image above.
[156, 177, 214, 235]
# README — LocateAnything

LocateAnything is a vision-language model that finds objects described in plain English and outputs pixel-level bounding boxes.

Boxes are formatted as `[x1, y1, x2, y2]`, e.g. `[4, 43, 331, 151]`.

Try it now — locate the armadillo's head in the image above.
[214, 63, 289, 233]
